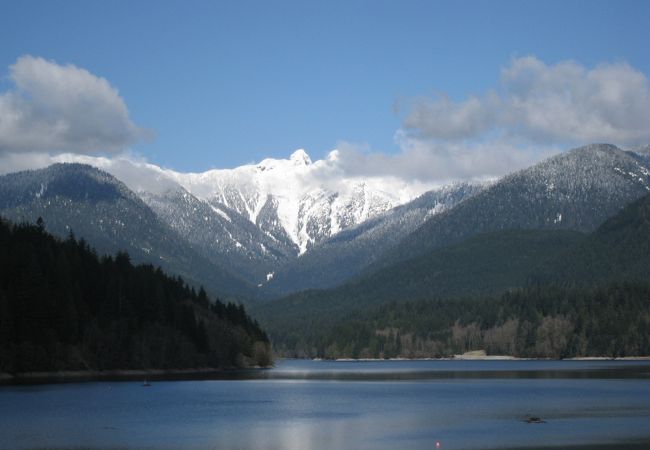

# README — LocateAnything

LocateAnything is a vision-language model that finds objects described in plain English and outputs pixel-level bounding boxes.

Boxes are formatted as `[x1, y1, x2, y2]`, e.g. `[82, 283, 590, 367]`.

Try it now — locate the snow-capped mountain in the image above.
[162, 149, 430, 255]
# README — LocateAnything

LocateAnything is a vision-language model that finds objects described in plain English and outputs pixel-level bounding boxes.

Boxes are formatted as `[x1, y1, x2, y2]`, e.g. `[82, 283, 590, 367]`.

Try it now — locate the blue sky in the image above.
[1, 0, 649, 173]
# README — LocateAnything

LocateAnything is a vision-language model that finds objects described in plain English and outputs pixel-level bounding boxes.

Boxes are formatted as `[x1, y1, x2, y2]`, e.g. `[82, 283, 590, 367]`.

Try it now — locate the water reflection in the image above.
[234, 359, 650, 381]
[1, 360, 649, 450]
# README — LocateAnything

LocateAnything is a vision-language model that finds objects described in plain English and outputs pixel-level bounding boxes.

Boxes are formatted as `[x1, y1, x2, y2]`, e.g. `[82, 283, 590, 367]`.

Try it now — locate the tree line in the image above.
[0, 217, 272, 373]
[272, 283, 650, 359]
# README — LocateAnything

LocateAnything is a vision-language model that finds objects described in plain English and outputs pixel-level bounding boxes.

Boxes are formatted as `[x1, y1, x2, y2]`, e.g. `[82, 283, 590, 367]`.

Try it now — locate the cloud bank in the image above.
[403, 56, 650, 145]
[334, 136, 560, 185]
[0, 55, 148, 154]
[334, 56, 650, 183]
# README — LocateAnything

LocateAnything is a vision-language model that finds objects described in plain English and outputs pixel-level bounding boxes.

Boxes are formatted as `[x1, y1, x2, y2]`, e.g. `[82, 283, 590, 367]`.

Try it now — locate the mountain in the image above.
[6, 144, 645, 301]
[164, 149, 430, 257]
[262, 182, 485, 295]
[376, 143, 650, 269]
[0, 163, 255, 298]
[139, 186, 295, 285]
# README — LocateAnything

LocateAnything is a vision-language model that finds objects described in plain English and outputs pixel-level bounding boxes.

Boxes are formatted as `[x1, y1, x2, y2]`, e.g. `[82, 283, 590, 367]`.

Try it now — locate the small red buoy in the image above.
[436, 441, 441, 448]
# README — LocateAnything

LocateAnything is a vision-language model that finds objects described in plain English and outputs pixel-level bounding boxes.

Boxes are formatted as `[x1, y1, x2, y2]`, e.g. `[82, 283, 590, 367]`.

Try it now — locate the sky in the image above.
[1, 0, 649, 182]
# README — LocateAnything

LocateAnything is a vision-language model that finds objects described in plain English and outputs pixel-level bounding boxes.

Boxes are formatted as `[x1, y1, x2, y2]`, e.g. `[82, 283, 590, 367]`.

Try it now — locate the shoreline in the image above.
[0, 366, 272, 386]
[327, 355, 650, 362]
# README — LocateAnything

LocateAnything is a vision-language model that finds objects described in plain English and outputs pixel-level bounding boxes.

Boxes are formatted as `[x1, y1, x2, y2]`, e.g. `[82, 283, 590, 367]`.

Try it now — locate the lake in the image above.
[1, 359, 650, 449]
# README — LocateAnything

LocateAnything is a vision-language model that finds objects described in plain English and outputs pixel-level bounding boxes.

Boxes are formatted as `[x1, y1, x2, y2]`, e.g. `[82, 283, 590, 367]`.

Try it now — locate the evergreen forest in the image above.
[0, 217, 272, 374]
[271, 283, 650, 359]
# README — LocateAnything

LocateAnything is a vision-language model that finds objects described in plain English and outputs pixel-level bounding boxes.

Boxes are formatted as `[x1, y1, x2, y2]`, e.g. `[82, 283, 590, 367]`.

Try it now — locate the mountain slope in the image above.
[253, 229, 584, 337]
[377, 144, 650, 269]
[630, 145, 650, 165]
[0, 163, 255, 298]
[537, 190, 650, 284]
[262, 182, 485, 295]
[140, 186, 295, 285]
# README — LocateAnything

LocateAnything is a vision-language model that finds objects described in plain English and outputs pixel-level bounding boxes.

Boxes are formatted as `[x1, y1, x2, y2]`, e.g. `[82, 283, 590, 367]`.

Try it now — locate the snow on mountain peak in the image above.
[327, 150, 340, 162]
[290, 149, 312, 165]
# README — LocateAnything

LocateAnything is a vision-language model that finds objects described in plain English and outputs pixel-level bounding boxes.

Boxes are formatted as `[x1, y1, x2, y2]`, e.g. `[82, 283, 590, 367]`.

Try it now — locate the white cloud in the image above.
[403, 56, 650, 146]
[0, 55, 149, 154]
[403, 93, 499, 140]
[334, 135, 560, 184]
[334, 56, 650, 184]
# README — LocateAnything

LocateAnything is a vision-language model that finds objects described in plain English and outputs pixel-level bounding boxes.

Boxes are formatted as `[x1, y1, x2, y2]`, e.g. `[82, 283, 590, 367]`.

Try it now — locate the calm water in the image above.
[1, 359, 650, 449]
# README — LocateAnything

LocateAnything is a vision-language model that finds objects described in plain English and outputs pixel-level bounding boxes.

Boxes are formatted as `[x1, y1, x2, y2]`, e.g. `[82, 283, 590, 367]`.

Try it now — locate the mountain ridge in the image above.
[373, 143, 650, 271]
[0, 163, 255, 298]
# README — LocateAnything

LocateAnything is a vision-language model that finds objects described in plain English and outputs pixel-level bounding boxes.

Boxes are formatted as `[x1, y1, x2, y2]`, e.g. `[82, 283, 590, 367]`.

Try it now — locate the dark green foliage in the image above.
[270, 283, 650, 359]
[535, 191, 650, 284]
[0, 217, 270, 373]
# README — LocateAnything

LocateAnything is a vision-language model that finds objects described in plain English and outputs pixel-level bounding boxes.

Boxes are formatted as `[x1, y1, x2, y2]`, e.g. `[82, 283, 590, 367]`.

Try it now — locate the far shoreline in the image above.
[0, 366, 272, 386]
[4, 356, 650, 385]
[322, 355, 650, 362]
[310, 349, 650, 362]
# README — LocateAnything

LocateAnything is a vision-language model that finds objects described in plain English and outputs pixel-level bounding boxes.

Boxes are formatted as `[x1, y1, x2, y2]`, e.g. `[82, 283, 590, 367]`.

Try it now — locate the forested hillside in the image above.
[534, 190, 650, 284]
[0, 218, 271, 374]
[274, 283, 650, 359]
